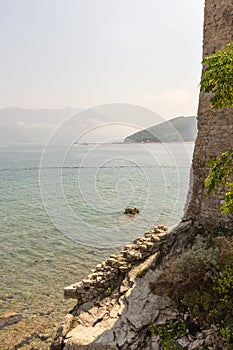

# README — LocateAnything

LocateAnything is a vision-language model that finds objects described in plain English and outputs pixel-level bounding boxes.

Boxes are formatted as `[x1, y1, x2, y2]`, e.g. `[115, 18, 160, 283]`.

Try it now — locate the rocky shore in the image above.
[63, 224, 168, 303]
[51, 222, 223, 350]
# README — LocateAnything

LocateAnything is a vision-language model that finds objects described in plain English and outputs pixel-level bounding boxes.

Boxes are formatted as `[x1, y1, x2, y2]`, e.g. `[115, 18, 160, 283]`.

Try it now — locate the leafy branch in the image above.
[205, 149, 233, 213]
[200, 43, 233, 109]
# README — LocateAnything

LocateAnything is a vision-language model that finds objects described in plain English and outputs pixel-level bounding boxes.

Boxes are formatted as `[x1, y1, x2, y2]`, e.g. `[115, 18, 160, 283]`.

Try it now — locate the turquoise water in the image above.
[0, 142, 193, 349]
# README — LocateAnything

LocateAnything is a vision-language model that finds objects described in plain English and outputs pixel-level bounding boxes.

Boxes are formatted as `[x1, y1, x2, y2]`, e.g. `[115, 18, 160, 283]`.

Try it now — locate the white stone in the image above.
[177, 336, 190, 348]
[188, 339, 203, 349]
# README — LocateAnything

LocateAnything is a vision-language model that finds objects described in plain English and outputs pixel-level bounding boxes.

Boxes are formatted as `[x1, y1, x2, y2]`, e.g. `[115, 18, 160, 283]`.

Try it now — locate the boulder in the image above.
[124, 207, 139, 215]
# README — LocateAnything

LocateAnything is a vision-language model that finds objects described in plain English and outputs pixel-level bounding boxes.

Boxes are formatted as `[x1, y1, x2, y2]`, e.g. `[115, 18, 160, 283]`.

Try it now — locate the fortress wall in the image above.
[184, 0, 233, 229]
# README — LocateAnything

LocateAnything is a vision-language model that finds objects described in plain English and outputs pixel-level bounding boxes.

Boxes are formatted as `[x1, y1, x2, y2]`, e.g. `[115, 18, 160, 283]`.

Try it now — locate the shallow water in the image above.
[0, 142, 193, 349]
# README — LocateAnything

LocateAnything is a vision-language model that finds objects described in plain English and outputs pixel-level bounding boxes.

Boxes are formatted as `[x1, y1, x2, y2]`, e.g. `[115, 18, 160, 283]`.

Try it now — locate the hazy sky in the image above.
[0, 0, 205, 118]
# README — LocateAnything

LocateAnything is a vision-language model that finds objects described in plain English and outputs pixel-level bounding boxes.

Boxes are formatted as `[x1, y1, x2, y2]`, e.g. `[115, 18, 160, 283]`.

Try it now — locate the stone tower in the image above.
[184, 0, 233, 229]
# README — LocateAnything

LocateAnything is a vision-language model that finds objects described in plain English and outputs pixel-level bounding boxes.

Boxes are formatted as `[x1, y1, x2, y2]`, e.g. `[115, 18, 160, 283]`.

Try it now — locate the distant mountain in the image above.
[0, 107, 80, 144]
[0, 106, 166, 145]
[124, 116, 197, 143]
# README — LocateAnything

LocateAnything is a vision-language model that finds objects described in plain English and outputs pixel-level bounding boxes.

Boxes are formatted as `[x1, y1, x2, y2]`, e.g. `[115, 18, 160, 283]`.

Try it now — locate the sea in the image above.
[0, 142, 194, 349]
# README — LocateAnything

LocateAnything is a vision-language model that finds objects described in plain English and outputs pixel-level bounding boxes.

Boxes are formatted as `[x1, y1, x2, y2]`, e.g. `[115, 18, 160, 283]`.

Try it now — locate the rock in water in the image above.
[0, 312, 22, 330]
[124, 207, 139, 215]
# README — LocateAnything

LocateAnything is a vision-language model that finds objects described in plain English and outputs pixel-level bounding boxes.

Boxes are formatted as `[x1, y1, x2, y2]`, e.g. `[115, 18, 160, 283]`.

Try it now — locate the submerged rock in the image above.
[0, 312, 22, 330]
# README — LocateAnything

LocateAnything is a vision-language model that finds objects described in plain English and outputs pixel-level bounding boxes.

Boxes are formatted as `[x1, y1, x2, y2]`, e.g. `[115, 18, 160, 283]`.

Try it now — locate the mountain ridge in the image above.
[124, 116, 197, 143]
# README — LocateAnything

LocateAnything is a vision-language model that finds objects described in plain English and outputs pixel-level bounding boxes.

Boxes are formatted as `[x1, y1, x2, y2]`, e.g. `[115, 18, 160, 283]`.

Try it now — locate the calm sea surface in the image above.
[0, 142, 194, 349]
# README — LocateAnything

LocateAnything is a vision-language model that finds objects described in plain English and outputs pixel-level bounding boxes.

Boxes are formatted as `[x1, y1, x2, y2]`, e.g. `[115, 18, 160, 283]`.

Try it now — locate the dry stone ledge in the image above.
[61, 267, 174, 350]
[64, 225, 168, 302]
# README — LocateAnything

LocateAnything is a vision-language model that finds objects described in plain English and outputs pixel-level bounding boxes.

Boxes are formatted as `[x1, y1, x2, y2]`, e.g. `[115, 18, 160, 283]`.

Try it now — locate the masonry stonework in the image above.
[184, 0, 233, 229]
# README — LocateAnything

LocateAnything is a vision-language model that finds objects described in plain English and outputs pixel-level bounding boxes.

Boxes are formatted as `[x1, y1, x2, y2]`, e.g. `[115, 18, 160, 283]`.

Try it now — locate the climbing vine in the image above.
[205, 149, 233, 214]
[200, 43, 233, 109]
[200, 43, 233, 214]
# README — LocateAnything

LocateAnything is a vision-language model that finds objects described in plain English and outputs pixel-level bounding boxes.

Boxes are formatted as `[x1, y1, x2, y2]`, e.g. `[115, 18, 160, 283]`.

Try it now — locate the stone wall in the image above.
[64, 225, 168, 302]
[184, 0, 233, 229]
